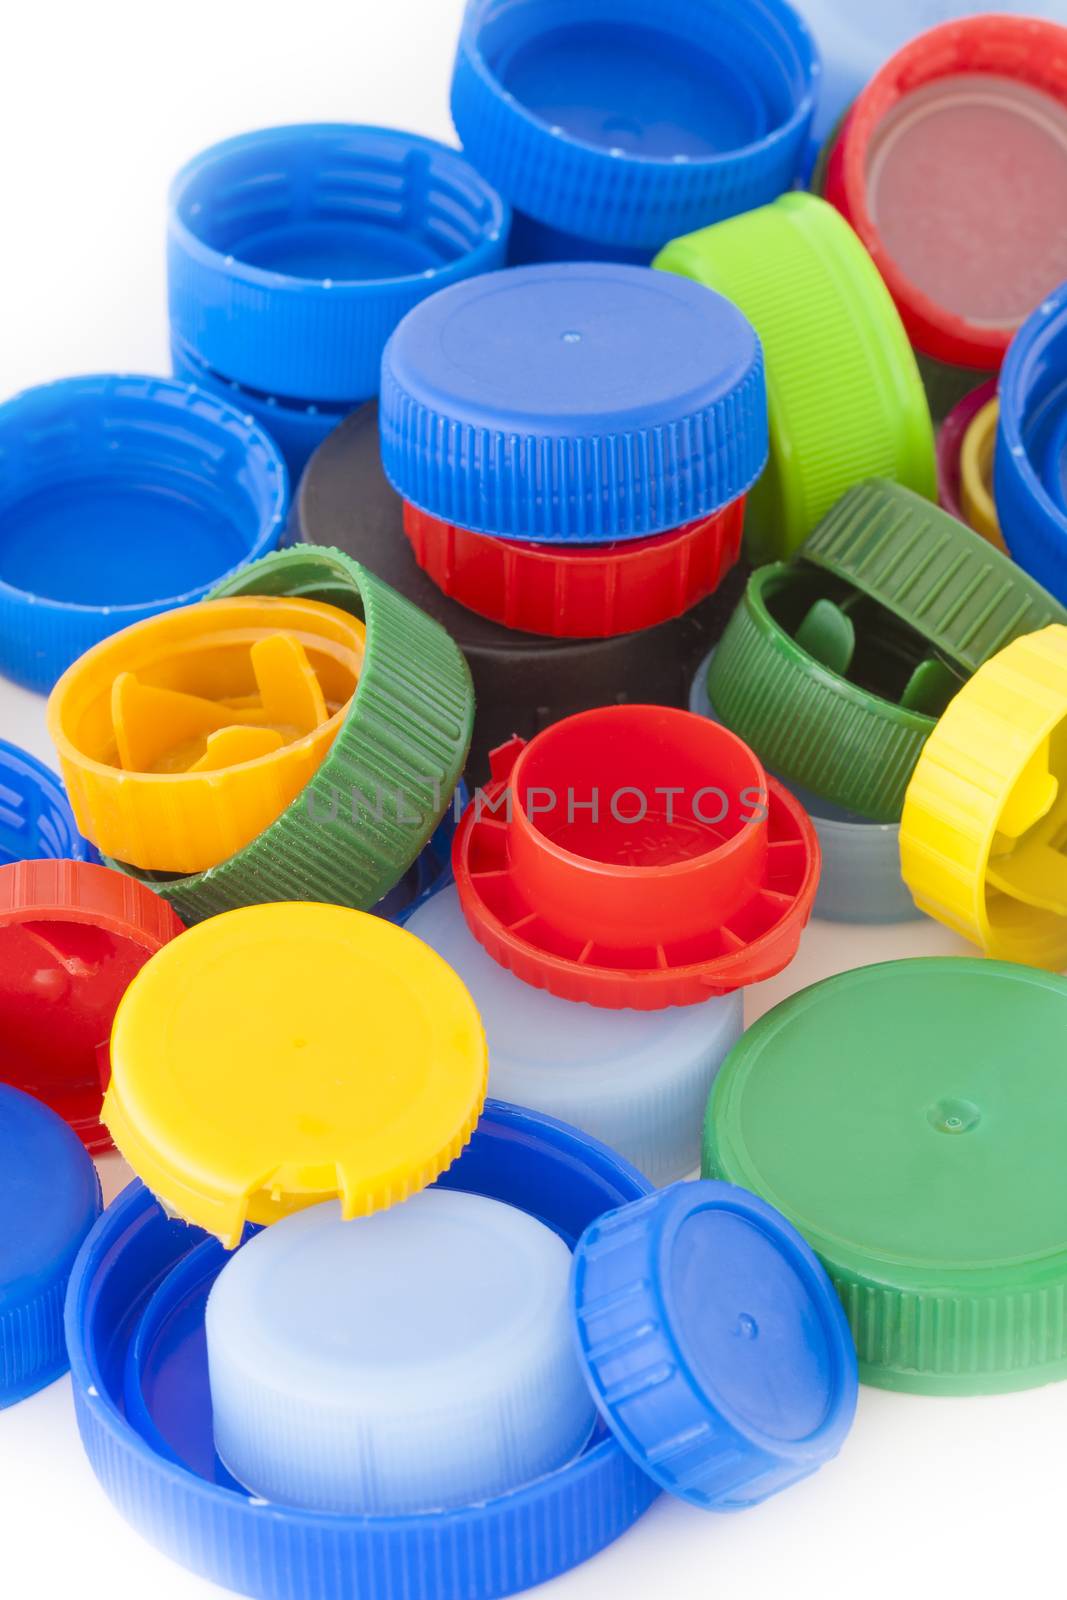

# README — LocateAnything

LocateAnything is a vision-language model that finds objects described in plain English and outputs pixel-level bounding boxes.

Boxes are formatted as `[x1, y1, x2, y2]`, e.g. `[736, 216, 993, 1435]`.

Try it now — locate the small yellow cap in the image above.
[900, 625, 1067, 968]
[959, 398, 1005, 551]
[105, 902, 488, 1247]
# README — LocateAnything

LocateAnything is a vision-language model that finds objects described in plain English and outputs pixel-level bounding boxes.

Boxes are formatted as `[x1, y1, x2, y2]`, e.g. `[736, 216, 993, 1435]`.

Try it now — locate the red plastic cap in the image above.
[825, 16, 1067, 369]
[452, 706, 819, 1010]
[402, 499, 745, 639]
[0, 860, 185, 1152]
[937, 378, 999, 522]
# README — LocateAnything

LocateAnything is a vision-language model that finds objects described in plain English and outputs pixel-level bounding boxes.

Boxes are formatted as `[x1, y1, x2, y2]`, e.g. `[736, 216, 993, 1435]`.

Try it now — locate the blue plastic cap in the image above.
[573, 1180, 858, 1509]
[380, 263, 768, 541]
[0, 375, 288, 693]
[0, 740, 95, 865]
[451, 0, 819, 254]
[997, 282, 1067, 606]
[1, 1085, 101, 1407]
[168, 125, 510, 405]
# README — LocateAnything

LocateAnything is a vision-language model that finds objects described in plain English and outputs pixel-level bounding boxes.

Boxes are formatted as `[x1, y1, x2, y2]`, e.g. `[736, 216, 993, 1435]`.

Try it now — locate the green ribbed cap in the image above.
[655, 192, 936, 564]
[704, 959, 1067, 1396]
[115, 546, 474, 924]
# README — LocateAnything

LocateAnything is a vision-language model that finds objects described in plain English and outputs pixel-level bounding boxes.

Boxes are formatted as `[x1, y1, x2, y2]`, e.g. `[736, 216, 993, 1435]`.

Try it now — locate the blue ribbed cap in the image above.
[0, 741, 96, 866]
[573, 1180, 857, 1509]
[997, 282, 1067, 606]
[1, 1086, 101, 1408]
[0, 374, 288, 693]
[380, 263, 768, 541]
[168, 125, 510, 404]
[451, 0, 819, 254]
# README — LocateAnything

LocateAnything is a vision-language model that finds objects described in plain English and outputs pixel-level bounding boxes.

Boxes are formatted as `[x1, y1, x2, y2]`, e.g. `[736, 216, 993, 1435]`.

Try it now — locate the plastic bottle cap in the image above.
[49, 596, 365, 875]
[824, 16, 1067, 370]
[690, 650, 920, 925]
[958, 398, 1003, 548]
[206, 1190, 595, 1513]
[380, 263, 767, 542]
[375, 781, 467, 926]
[0, 859, 185, 1152]
[402, 497, 744, 638]
[0, 739, 94, 865]
[453, 705, 819, 1010]
[654, 192, 936, 562]
[707, 479, 1067, 821]
[936, 377, 999, 522]
[100, 545, 475, 924]
[900, 624, 1067, 968]
[0, 1085, 101, 1407]
[407, 884, 743, 1183]
[168, 125, 509, 403]
[996, 285, 1067, 605]
[104, 902, 488, 1247]
[0, 375, 288, 693]
[574, 1180, 857, 1506]
[450, 0, 819, 254]
[296, 403, 744, 778]
[705, 957, 1067, 1393]
[170, 335, 347, 481]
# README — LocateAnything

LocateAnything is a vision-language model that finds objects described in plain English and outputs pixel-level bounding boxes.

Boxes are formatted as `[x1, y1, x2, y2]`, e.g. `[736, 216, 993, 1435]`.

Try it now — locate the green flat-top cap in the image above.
[704, 958, 1067, 1396]
[707, 480, 1067, 821]
[654, 192, 936, 564]
[114, 545, 474, 925]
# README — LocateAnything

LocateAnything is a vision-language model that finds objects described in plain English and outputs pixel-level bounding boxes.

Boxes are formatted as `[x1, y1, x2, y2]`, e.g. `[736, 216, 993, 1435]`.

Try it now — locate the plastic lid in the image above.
[825, 17, 1067, 369]
[996, 284, 1067, 605]
[655, 192, 936, 562]
[958, 398, 1003, 548]
[206, 1190, 595, 1513]
[0, 1084, 101, 1407]
[453, 705, 819, 1010]
[901, 624, 1067, 968]
[380, 263, 767, 542]
[407, 884, 743, 1184]
[575, 1179, 856, 1504]
[168, 125, 509, 403]
[402, 497, 744, 638]
[705, 957, 1067, 1393]
[0, 375, 288, 693]
[106, 545, 475, 925]
[0, 859, 185, 1153]
[937, 377, 998, 522]
[296, 402, 744, 778]
[105, 903, 487, 1248]
[0, 739, 94, 866]
[49, 596, 365, 875]
[707, 480, 1067, 820]
[450, 0, 819, 253]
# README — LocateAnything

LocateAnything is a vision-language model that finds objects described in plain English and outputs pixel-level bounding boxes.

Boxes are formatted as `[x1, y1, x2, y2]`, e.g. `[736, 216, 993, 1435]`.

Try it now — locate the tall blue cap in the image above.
[380, 263, 768, 542]
[0, 740, 95, 866]
[451, 0, 819, 255]
[1, 1085, 101, 1407]
[997, 282, 1067, 606]
[168, 125, 510, 405]
[573, 1180, 857, 1509]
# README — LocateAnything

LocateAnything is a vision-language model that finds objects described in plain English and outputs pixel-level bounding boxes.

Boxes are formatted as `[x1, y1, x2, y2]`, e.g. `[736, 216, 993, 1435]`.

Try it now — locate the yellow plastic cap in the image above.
[48, 596, 365, 874]
[959, 398, 1005, 550]
[105, 902, 488, 1247]
[900, 625, 1067, 968]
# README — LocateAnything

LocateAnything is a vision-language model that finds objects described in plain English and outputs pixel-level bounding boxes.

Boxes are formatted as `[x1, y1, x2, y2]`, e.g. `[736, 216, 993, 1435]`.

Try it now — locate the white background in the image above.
[0, 4, 1062, 1599]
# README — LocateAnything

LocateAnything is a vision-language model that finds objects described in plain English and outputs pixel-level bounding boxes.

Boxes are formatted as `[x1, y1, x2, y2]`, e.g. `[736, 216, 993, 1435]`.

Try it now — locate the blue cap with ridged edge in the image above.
[572, 1179, 857, 1509]
[1, 1085, 101, 1408]
[380, 263, 768, 542]
[451, 0, 819, 255]
[0, 374, 288, 694]
[168, 125, 511, 405]
[0, 740, 97, 867]
[996, 282, 1067, 607]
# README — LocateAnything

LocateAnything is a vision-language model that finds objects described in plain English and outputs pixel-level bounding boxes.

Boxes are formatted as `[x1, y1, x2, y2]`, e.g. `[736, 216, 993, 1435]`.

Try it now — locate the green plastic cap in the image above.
[704, 958, 1067, 1395]
[654, 193, 937, 564]
[115, 546, 474, 924]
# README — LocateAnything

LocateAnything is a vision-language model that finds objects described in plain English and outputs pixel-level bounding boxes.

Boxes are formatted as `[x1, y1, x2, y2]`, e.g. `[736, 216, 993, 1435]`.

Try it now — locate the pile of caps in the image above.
[4, 5, 1067, 1599]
